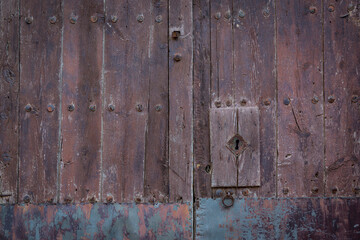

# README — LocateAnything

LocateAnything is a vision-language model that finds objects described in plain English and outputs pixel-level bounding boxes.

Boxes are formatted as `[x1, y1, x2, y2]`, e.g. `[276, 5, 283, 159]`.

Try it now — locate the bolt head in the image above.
[174, 54, 182, 62]
[136, 104, 143, 112]
[25, 17, 33, 24]
[327, 95, 335, 103]
[89, 105, 96, 112]
[155, 104, 162, 112]
[328, 5, 335, 12]
[23, 195, 31, 203]
[264, 98, 271, 106]
[155, 15, 162, 23]
[214, 12, 221, 19]
[238, 9, 245, 18]
[311, 96, 319, 104]
[90, 15, 98, 23]
[111, 15, 118, 23]
[309, 6, 317, 14]
[108, 104, 115, 112]
[225, 11, 232, 19]
[47, 104, 55, 112]
[137, 14, 144, 23]
[68, 104, 75, 112]
[49, 16, 57, 24]
[25, 104, 32, 112]
[70, 16, 77, 24]
[283, 97, 291, 105]
[214, 100, 221, 108]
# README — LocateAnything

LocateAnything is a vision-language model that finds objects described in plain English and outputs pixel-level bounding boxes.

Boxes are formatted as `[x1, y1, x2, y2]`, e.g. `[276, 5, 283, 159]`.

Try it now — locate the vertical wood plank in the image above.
[324, 0, 360, 196]
[18, 0, 62, 203]
[210, 0, 233, 108]
[233, 0, 276, 197]
[193, 0, 212, 198]
[169, 0, 193, 202]
[102, 0, 149, 203]
[277, 0, 324, 197]
[60, 0, 103, 203]
[210, 108, 237, 187]
[0, 0, 19, 204]
[144, 0, 169, 203]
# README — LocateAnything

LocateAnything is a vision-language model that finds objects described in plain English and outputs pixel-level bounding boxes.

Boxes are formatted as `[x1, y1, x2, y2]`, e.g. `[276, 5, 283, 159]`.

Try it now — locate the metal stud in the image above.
[68, 104, 75, 112]
[111, 15, 118, 23]
[49, 16, 57, 24]
[283, 97, 290, 105]
[23, 195, 31, 203]
[25, 16, 33, 24]
[328, 5, 335, 12]
[90, 15, 98, 23]
[174, 54, 182, 62]
[311, 96, 319, 104]
[136, 104, 143, 112]
[155, 15, 162, 23]
[264, 98, 271, 106]
[108, 104, 115, 112]
[137, 14, 144, 23]
[309, 6, 317, 14]
[238, 9, 245, 18]
[327, 95, 335, 103]
[25, 104, 32, 112]
[155, 104, 162, 112]
[214, 100, 221, 108]
[225, 11, 232, 19]
[89, 105, 96, 112]
[47, 104, 55, 112]
[70, 16, 77, 24]
[214, 12, 221, 20]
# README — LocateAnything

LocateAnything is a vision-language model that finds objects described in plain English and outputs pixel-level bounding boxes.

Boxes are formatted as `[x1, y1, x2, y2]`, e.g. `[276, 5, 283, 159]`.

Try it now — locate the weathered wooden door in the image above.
[0, 0, 359, 239]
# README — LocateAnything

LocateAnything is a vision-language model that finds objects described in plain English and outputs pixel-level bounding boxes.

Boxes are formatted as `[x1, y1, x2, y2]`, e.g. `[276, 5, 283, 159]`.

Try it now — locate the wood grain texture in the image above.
[193, 0, 212, 198]
[324, 0, 360, 197]
[277, 0, 324, 197]
[144, 0, 169, 203]
[0, 0, 19, 204]
[60, 0, 103, 203]
[169, 0, 193, 202]
[210, 108, 237, 187]
[18, 0, 62, 203]
[102, 0, 149, 203]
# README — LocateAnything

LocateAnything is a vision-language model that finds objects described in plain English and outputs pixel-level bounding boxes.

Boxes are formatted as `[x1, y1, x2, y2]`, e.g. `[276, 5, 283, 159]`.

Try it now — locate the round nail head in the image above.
[49, 16, 57, 24]
[47, 104, 55, 112]
[137, 14, 144, 23]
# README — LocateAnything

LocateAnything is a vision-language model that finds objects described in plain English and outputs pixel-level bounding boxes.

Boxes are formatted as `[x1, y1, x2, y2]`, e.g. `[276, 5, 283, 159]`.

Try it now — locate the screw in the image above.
[25, 17, 33, 24]
[225, 11, 232, 19]
[89, 105, 96, 112]
[242, 190, 249, 196]
[238, 9, 245, 18]
[311, 187, 319, 194]
[136, 104, 143, 112]
[70, 16, 77, 24]
[25, 104, 32, 112]
[174, 54, 182, 62]
[23, 195, 31, 203]
[68, 104, 75, 112]
[90, 15, 98, 23]
[311, 96, 319, 104]
[108, 104, 115, 112]
[241, 99, 247, 106]
[137, 14, 144, 23]
[348, 3, 355, 12]
[328, 5, 335, 12]
[264, 98, 271, 106]
[309, 6, 317, 14]
[331, 187, 338, 194]
[49, 16, 57, 24]
[215, 12, 221, 19]
[111, 15, 118, 23]
[214, 100, 221, 108]
[155, 15, 162, 23]
[47, 104, 55, 112]
[283, 97, 290, 105]
[226, 100, 232, 107]
[327, 95, 335, 103]
[282, 188, 289, 195]
[106, 195, 113, 203]
[351, 95, 358, 103]
[155, 104, 162, 112]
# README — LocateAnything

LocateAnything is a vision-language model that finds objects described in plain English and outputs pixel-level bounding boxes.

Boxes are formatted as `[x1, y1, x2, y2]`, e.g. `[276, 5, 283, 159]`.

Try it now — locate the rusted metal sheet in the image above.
[277, 0, 325, 197]
[0, 0, 19, 204]
[0, 203, 192, 239]
[169, 0, 193, 202]
[60, 0, 103, 203]
[18, 0, 62, 204]
[324, 0, 360, 197]
[196, 198, 360, 239]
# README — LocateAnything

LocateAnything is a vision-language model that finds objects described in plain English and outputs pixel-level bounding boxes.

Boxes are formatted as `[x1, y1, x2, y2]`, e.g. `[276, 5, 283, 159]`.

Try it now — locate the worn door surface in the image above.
[0, 0, 359, 239]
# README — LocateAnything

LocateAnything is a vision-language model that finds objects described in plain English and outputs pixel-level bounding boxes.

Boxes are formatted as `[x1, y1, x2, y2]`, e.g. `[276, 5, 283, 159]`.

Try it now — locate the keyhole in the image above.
[235, 139, 240, 150]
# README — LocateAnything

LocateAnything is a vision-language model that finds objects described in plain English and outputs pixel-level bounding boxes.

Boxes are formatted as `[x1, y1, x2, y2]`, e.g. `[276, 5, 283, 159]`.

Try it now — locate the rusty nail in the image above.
[108, 104, 115, 112]
[282, 188, 289, 195]
[172, 31, 180, 39]
[283, 97, 290, 105]
[25, 104, 32, 112]
[25, 16, 33, 24]
[174, 54, 182, 62]
[106, 195, 113, 203]
[226, 100, 232, 107]
[215, 189, 223, 197]
[136, 104, 143, 112]
[47, 104, 55, 112]
[137, 14, 144, 23]
[155, 104, 162, 112]
[331, 187, 338, 194]
[311, 187, 319, 194]
[309, 6, 317, 14]
[238, 9, 245, 18]
[348, 3, 355, 12]
[264, 98, 271, 106]
[215, 100, 221, 108]
[90, 15, 98, 23]
[351, 95, 358, 103]
[225, 11, 232, 19]
[242, 190, 249, 196]
[241, 99, 247, 106]
[70, 16, 77, 24]
[214, 12, 221, 19]
[68, 104, 75, 112]
[311, 96, 319, 104]
[111, 15, 118, 23]
[328, 5, 335, 12]
[262, 8, 270, 17]
[89, 105, 96, 112]
[49, 16, 57, 24]
[23, 195, 30, 203]
[328, 95, 335, 103]
[155, 15, 162, 23]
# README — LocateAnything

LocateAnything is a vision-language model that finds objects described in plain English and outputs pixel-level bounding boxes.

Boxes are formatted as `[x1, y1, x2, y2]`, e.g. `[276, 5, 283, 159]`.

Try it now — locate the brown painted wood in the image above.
[144, 0, 169, 203]
[237, 107, 260, 187]
[193, 0, 212, 198]
[60, 0, 103, 203]
[18, 0, 62, 204]
[210, 0, 233, 108]
[324, 0, 360, 197]
[210, 108, 237, 187]
[0, 0, 19, 204]
[277, 0, 324, 197]
[232, 0, 276, 197]
[169, 0, 193, 202]
[102, 0, 149, 203]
